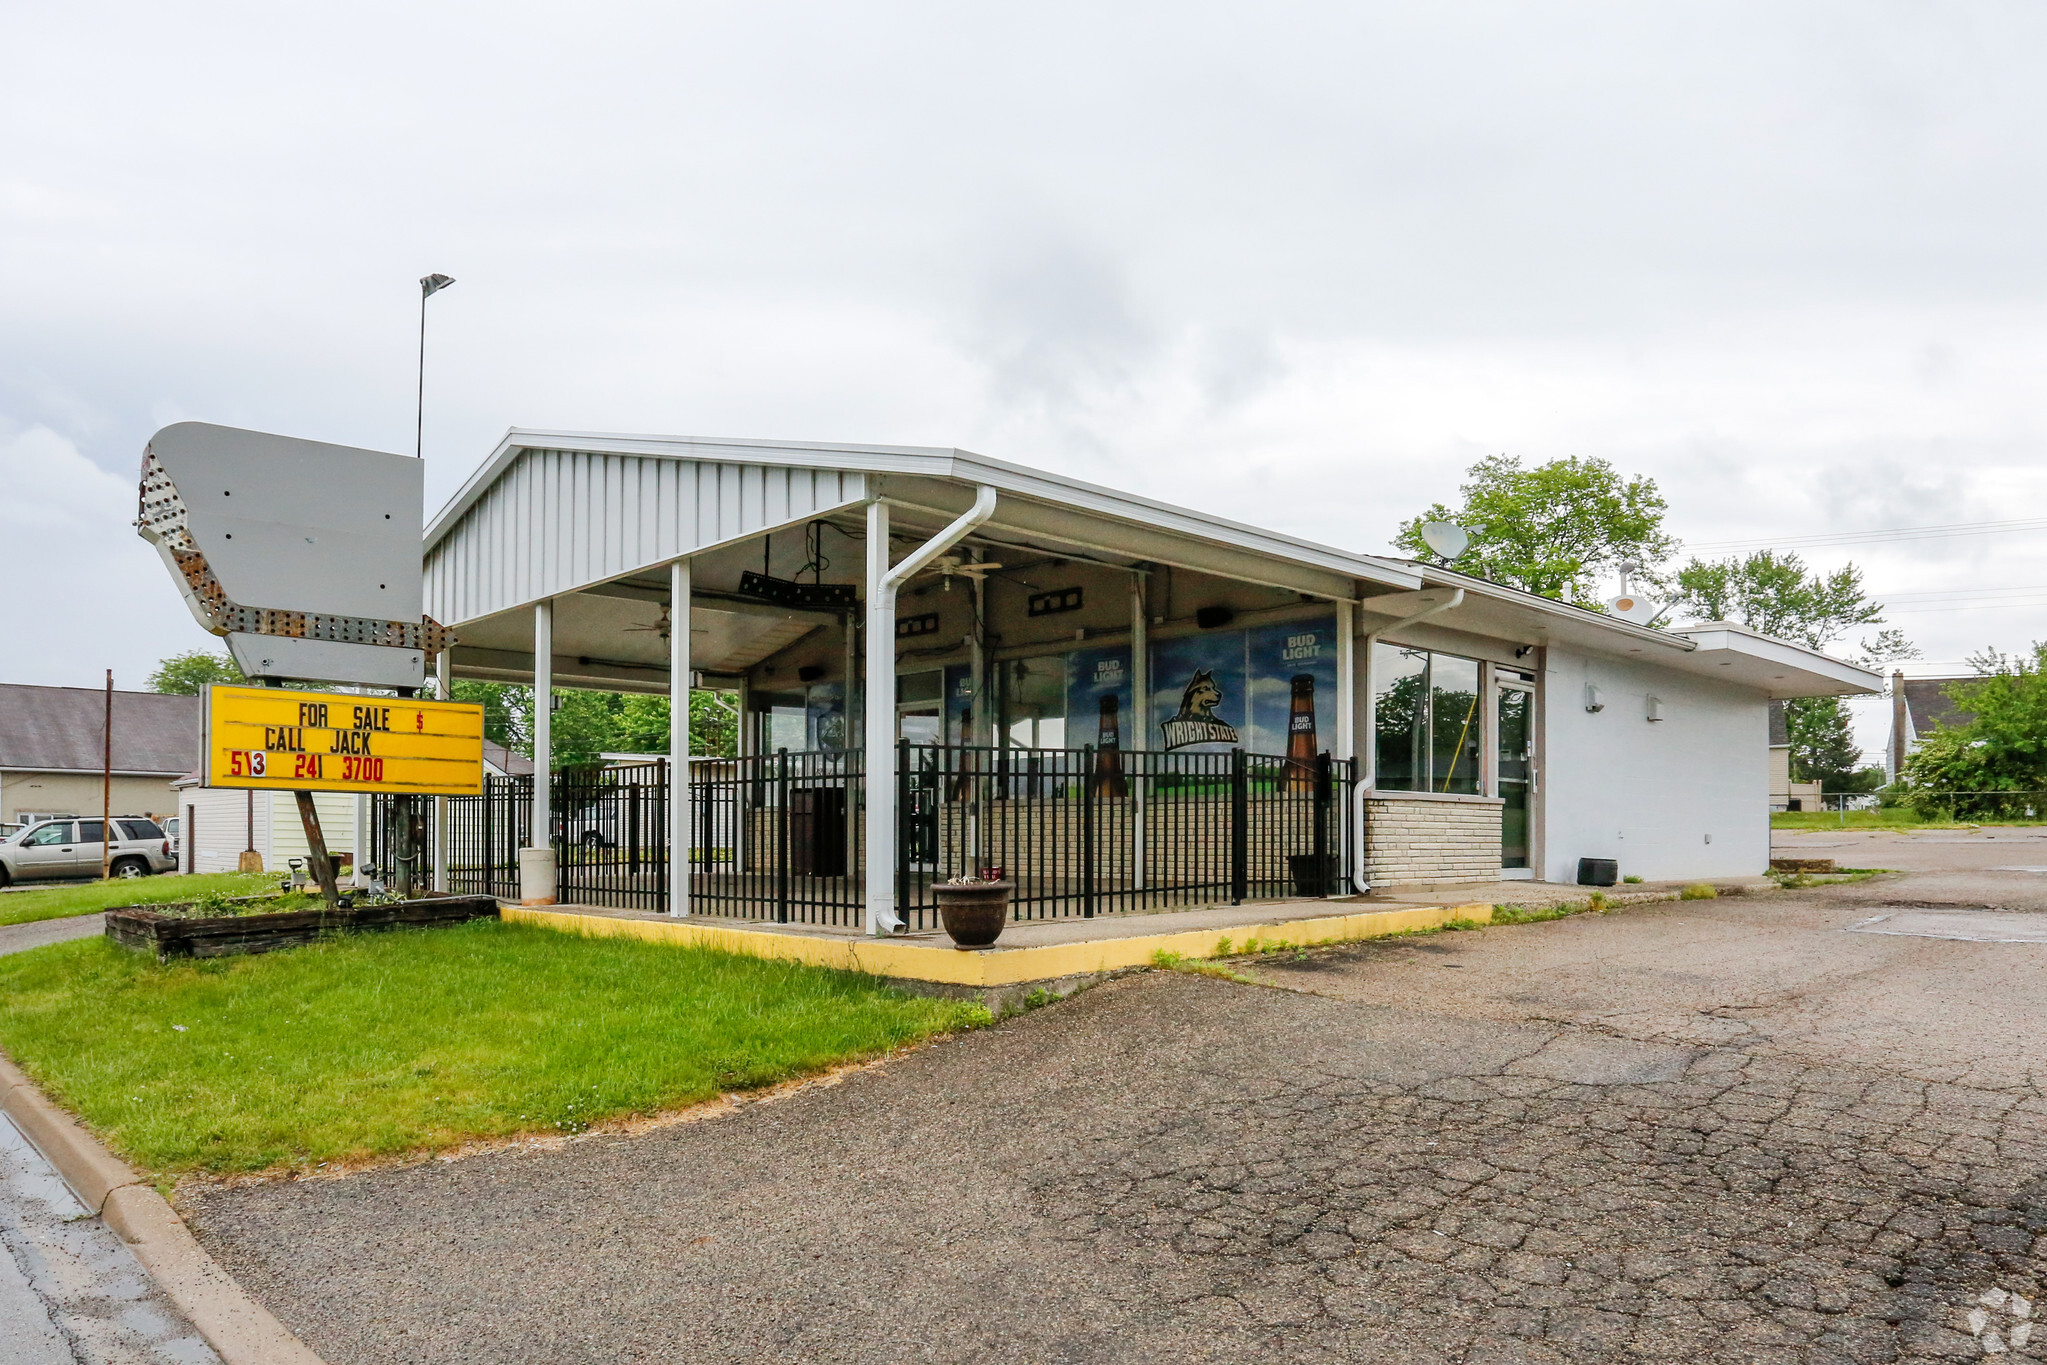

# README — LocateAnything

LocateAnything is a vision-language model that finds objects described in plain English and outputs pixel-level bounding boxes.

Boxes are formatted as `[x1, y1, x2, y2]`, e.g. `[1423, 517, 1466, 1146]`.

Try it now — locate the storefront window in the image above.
[1371, 645, 1429, 790]
[1429, 655, 1482, 795]
[1002, 656, 1066, 750]
[1372, 644, 1482, 794]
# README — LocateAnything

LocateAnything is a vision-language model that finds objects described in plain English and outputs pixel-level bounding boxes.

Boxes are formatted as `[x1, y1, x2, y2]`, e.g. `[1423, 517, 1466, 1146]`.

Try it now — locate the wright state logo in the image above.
[1159, 669, 1241, 750]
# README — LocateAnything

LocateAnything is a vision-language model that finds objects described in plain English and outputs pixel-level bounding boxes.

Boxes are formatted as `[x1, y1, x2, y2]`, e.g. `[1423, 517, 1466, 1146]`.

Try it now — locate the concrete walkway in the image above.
[0, 913, 108, 957]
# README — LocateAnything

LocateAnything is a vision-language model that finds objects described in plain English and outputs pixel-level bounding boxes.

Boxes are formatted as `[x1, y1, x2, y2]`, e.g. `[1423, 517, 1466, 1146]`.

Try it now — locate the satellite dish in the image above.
[1605, 594, 1662, 624]
[1419, 521, 1470, 561]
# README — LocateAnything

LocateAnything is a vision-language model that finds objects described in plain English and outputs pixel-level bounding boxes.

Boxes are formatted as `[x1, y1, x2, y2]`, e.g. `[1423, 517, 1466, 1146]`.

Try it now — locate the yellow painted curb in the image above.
[503, 901, 1496, 987]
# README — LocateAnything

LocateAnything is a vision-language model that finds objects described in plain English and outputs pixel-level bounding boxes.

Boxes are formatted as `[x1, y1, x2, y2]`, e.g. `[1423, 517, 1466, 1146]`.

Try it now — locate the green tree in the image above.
[1670, 551, 1905, 794]
[146, 649, 242, 694]
[1673, 551, 1884, 649]
[1898, 643, 2047, 817]
[1783, 696, 1875, 791]
[465, 686, 741, 766]
[450, 681, 532, 754]
[1394, 454, 1678, 604]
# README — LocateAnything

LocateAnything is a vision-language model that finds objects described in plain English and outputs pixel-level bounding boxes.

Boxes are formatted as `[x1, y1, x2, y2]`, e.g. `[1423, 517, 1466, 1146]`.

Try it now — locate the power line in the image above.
[1688, 515, 2047, 554]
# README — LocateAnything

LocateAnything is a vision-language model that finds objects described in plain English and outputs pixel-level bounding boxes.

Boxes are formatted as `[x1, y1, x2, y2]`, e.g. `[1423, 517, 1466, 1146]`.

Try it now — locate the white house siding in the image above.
[424, 448, 866, 627]
[1539, 646, 1769, 882]
[180, 788, 355, 874]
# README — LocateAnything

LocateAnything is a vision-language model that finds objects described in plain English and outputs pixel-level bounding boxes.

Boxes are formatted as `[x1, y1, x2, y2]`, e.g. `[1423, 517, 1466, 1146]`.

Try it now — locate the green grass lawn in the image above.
[0, 872, 279, 928]
[0, 920, 986, 1177]
[1766, 808, 2027, 831]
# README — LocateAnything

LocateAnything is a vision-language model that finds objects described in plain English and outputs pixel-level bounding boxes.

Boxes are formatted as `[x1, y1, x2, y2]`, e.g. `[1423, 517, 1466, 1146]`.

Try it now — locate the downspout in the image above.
[864, 485, 999, 935]
[1355, 587, 1464, 892]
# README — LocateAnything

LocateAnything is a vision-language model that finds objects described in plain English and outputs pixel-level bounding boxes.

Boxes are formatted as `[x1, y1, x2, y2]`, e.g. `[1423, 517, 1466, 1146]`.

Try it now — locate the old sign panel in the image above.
[137, 422, 449, 690]
[203, 686, 485, 796]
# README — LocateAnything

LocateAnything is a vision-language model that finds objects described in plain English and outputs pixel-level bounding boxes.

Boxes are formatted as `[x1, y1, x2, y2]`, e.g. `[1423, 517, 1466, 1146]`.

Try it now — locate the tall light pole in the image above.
[417, 273, 456, 459]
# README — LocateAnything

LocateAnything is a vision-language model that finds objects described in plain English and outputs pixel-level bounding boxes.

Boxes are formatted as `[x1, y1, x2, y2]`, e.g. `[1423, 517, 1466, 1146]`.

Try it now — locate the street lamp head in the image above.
[420, 273, 456, 298]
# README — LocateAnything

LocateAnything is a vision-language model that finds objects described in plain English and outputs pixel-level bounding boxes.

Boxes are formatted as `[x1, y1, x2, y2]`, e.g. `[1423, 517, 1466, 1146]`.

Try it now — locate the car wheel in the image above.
[579, 831, 607, 848]
[0, 864, 10, 888]
[111, 857, 149, 879]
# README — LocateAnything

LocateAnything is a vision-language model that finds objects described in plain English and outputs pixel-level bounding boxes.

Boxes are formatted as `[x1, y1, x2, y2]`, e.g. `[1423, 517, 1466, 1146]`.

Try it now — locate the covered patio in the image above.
[415, 432, 1426, 933]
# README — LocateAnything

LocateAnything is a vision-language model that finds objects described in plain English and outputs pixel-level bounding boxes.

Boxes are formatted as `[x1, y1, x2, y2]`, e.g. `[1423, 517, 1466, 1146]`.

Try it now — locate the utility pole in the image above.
[101, 670, 112, 880]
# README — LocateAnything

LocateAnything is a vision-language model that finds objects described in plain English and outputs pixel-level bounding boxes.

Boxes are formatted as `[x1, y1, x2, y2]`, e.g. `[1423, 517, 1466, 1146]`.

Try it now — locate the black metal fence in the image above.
[896, 743, 1352, 929]
[380, 743, 1352, 928]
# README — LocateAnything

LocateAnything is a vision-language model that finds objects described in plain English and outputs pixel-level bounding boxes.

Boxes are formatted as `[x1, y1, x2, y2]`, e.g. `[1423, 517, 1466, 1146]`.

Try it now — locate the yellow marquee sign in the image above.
[203, 686, 485, 796]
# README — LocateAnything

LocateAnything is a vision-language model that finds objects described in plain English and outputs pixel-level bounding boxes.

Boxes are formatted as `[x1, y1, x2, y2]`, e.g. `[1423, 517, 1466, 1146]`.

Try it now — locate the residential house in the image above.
[1885, 672, 1979, 783]
[0, 684, 195, 827]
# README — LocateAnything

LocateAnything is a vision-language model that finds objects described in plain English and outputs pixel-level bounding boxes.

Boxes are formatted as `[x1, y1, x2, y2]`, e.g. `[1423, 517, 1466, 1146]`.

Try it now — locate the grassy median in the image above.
[0, 919, 985, 1177]
[0, 872, 279, 928]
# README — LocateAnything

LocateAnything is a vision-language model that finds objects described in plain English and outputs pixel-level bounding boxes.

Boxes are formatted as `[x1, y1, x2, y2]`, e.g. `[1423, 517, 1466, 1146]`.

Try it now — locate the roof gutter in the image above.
[865, 485, 998, 938]
[883, 484, 998, 591]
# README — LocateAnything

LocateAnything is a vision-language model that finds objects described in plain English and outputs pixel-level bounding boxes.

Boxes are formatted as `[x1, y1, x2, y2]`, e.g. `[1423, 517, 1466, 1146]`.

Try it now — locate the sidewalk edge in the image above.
[0, 1050, 326, 1365]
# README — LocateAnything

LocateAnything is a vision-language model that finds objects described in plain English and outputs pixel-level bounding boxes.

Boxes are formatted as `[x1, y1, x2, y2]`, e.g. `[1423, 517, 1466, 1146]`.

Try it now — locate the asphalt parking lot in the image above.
[188, 832, 2047, 1364]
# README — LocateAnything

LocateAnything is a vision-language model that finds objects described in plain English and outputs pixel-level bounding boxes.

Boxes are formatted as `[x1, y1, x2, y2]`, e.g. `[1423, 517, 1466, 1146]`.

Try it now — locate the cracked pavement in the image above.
[185, 833, 2047, 1363]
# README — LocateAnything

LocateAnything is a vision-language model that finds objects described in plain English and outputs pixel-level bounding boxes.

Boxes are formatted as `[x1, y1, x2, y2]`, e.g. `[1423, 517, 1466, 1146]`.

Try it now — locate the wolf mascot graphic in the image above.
[1159, 669, 1241, 750]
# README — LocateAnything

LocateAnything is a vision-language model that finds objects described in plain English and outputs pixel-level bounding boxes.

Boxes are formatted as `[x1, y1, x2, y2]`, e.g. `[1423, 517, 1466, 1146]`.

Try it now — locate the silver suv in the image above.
[0, 817, 177, 886]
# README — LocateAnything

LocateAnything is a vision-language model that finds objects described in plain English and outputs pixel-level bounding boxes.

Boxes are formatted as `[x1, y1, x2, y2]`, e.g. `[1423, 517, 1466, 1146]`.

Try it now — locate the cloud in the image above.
[0, 423, 219, 688]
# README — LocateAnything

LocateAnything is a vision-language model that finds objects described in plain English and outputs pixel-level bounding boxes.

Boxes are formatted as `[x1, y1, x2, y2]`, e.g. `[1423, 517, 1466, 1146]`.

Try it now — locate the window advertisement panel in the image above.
[1245, 616, 1337, 759]
[1065, 646, 1133, 752]
[1149, 632, 1247, 753]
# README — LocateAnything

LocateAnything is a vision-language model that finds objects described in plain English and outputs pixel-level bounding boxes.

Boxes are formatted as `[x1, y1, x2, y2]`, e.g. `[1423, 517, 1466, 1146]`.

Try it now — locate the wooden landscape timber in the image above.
[104, 894, 500, 962]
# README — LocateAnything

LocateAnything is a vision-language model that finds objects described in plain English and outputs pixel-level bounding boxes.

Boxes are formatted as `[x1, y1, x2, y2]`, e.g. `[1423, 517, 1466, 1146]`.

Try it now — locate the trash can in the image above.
[1576, 857, 1618, 887]
[1289, 853, 1339, 897]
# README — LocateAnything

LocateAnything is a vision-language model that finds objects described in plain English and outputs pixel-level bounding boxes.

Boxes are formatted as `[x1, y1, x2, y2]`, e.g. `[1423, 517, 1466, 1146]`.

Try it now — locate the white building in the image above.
[420, 431, 1878, 928]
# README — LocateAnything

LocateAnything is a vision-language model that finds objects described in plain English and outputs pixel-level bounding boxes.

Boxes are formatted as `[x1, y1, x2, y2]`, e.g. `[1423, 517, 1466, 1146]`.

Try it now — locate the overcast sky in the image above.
[7, 3, 2045, 756]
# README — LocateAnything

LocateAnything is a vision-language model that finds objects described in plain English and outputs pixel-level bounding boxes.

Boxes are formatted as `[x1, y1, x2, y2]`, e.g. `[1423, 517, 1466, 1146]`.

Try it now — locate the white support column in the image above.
[843, 607, 860, 879]
[433, 651, 451, 892]
[1130, 570, 1149, 890]
[862, 500, 898, 935]
[531, 599, 553, 856]
[669, 559, 692, 916]
[1355, 623, 1378, 893]
[861, 486, 999, 936]
[1334, 600, 1355, 764]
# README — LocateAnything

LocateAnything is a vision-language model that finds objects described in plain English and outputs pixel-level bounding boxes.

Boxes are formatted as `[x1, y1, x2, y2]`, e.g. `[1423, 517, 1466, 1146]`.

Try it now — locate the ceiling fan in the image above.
[623, 603, 671, 642]
[919, 554, 1004, 591]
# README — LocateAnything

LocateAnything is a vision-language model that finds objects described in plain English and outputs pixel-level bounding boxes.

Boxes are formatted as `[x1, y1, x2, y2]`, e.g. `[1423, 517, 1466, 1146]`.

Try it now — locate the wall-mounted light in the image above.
[1584, 684, 1604, 713]
[1646, 695, 1664, 722]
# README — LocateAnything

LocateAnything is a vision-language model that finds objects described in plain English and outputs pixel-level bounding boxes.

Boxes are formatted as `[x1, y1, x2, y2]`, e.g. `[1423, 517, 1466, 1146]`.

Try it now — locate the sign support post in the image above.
[293, 791, 343, 908]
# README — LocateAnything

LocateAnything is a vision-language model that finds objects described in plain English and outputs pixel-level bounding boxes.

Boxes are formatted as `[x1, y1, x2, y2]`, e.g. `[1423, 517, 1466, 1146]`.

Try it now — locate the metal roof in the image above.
[424, 430, 1424, 629]
[0, 685, 198, 775]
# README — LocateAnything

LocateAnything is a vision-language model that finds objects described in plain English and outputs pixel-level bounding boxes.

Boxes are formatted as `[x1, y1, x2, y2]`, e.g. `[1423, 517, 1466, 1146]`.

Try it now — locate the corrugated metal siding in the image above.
[424, 449, 864, 627]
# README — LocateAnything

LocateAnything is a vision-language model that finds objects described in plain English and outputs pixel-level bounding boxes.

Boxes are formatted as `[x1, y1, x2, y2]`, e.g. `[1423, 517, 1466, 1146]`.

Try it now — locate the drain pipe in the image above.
[865, 485, 999, 935]
[1355, 587, 1464, 893]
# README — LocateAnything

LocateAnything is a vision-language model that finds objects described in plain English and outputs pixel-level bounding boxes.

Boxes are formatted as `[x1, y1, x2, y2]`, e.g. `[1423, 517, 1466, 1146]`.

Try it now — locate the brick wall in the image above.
[1364, 792, 1504, 887]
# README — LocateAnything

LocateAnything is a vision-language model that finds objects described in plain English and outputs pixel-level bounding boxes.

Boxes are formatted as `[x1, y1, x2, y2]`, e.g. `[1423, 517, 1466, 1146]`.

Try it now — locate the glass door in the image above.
[1496, 678, 1533, 869]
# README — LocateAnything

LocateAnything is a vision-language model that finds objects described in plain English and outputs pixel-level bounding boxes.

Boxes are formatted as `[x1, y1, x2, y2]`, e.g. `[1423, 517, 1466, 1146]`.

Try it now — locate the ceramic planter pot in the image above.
[933, 880, 1014, 949]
